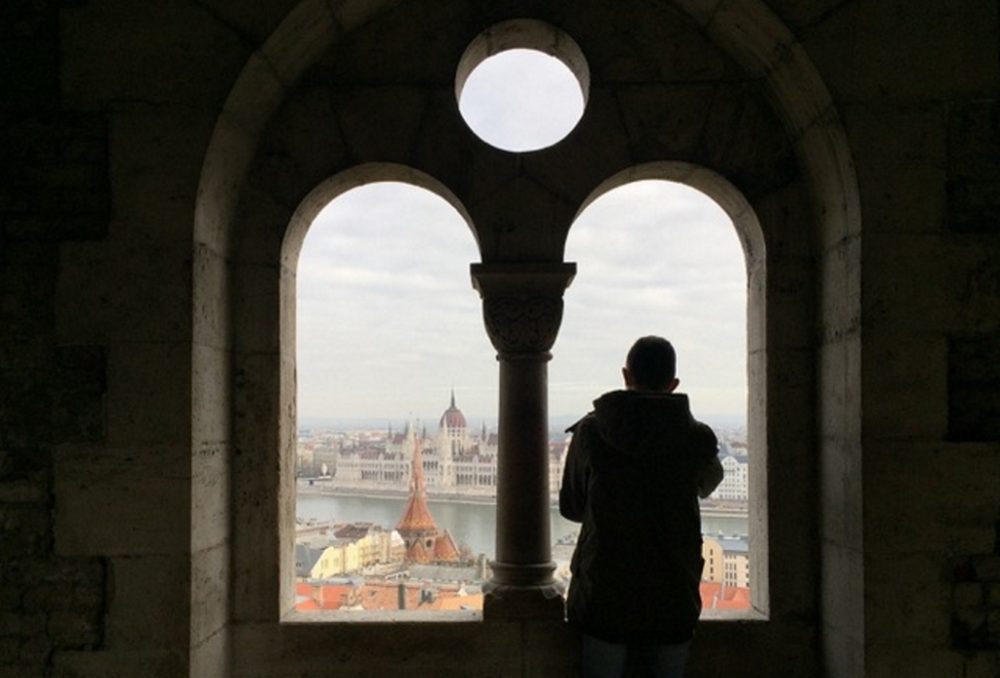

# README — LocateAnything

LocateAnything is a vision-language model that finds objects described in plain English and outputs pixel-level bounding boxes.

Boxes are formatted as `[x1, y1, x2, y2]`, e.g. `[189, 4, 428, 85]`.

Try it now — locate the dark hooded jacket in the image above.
[559, 390, 719, 643]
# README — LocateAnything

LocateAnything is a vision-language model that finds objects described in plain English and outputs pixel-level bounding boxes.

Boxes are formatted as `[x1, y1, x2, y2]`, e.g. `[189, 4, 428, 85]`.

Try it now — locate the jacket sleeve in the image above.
[698, 454, 724, 499]
[693, 423, 724, 499]
[559, 419, 590, 522]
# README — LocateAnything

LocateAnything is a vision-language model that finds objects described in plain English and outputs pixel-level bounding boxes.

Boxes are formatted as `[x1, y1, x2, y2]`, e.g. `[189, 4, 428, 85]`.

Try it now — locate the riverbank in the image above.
[296, 481, 749, 519]
[297, 481, 500, 506]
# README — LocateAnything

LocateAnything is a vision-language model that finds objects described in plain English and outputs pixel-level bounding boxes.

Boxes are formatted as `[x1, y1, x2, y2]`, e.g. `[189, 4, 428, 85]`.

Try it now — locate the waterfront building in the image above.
[329, 394, 568, 499]
[702, 535, 750, 589]
[711, 452, 749, 502]
[294, 522, 405, 579]
[295, 540, 360, 579]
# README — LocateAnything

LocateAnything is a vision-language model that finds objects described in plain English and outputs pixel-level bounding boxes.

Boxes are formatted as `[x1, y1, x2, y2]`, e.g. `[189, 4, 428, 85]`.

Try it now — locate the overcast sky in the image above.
[296, 51, 747, 426]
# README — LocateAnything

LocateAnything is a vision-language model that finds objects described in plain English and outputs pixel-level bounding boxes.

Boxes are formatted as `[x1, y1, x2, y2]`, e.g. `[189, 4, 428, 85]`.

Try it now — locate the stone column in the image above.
[471, 262, 576, 619]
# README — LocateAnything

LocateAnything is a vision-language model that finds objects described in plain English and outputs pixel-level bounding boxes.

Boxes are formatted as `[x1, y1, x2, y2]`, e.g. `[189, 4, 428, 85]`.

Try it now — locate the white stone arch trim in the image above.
[274, 162, 478, 615]
[282, 162, 478, 270]
[574, 161, 765, 276]
[454, 17, 591, 121]
[235, 162, 474, 619]
[672, 0, 862, 242]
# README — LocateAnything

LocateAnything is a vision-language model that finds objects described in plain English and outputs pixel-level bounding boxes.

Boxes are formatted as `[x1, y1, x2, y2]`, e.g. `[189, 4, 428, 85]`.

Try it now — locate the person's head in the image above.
[623, 336, 680, 393]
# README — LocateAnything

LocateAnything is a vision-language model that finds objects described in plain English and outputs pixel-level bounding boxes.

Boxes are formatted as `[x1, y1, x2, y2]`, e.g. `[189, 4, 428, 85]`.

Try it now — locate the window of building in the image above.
[556, 177, 755, 617]
[287, 21, 600, 619]
[292, 182, 494, 616]
[263, 19, 772, 627]
[455, 20, 589, 152]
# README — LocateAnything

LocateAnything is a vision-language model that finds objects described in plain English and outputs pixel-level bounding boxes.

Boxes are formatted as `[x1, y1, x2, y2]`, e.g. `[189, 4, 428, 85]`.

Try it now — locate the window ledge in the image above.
[700, 607, 768, 623]
[282, 609, 483, 624]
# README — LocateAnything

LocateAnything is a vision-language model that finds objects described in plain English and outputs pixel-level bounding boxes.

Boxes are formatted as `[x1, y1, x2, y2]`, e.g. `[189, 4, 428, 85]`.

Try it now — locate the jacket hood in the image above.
[590, 390, 696, 457]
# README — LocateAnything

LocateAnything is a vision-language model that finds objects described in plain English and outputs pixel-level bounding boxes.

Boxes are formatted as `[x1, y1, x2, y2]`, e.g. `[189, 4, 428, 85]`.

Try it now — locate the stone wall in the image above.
[1, 3, 109, 676]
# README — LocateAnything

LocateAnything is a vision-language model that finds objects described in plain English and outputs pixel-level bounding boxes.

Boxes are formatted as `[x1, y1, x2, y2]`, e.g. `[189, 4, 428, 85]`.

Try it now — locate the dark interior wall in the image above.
[796, 4, 1000, 675]
[1, 3, 107, 675]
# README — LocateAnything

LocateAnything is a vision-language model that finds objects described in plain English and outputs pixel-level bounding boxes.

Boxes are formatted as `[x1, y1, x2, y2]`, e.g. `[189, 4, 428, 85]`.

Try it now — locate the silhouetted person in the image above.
[560, 336, 724, 678]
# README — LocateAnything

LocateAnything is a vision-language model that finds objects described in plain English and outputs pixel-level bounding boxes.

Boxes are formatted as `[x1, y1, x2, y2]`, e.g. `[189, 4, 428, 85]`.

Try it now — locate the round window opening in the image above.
[455, 21, 589, 153]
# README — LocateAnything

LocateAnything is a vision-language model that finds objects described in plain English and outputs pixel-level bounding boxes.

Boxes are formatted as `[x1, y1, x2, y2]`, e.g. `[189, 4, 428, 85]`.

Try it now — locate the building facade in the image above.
[331, 394, 568, 499]
[702, 535, 750, 589]
[711, 453, 749, 502]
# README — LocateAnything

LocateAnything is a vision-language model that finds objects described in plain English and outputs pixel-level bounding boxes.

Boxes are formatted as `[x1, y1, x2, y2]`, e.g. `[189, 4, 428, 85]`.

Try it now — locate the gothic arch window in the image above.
[558, 167, 764, 616]
[287, 173, 495, 616]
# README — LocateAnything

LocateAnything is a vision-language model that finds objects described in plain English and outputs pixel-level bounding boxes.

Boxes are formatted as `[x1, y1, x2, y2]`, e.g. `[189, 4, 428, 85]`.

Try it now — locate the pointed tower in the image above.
[396, 427, 441, 562]
[395, 423, 463, 565]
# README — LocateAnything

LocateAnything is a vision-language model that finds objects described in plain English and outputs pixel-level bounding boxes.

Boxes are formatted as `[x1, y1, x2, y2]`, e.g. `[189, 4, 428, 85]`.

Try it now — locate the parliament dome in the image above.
[439, 390, 467, 430]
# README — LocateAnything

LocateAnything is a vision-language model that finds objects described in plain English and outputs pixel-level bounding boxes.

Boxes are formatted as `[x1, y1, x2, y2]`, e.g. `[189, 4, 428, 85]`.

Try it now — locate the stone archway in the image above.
[277, 161, 479, 613]
[193, 2, 861, 675]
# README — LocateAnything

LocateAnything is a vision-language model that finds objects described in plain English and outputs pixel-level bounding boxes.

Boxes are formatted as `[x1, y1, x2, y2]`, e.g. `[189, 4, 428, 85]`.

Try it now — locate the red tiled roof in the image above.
[406, 538, 433, 564]
[433, 530, 461, 562]
[356, 582, 437, 611]
[437, 594, 484, 611]
[293, 583, 353, 611]
[397, 493, 439, 534]
[318, 584, 352, 610]
[699, 582, 750, 610]
[715, 587, 750, 610]
[296, 598, 319, 611]
[334, 523, 373, 540]
[294, 580, 481, 613]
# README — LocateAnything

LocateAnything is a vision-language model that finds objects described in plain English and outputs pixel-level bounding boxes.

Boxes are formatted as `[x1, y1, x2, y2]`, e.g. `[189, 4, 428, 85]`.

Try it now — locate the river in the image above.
[296, 491, 748, 558]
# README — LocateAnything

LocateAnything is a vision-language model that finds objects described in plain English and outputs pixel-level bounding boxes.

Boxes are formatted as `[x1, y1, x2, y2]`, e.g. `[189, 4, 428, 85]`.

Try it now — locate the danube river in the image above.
[297, 491, 748, 558]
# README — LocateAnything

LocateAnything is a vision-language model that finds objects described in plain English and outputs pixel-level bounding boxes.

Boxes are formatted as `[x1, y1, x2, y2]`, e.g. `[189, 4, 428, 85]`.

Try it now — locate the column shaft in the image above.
[494, 355, 552, 583]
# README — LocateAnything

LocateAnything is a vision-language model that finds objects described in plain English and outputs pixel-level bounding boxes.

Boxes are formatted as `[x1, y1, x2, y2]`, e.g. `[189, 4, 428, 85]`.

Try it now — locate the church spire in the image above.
[450, 388, 455, 409]
[394, 422, 462, 565]
[396, 424, 439, 554]
[409, 426, 426, 496]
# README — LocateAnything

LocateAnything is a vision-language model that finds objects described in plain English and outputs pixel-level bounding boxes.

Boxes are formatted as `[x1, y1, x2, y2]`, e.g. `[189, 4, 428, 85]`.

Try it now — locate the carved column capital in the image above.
[470, 262, 576, 359]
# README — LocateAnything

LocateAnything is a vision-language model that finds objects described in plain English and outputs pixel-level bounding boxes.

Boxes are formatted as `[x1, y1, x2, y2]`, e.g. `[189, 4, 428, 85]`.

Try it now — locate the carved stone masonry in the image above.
[471, 262, 577, 357]
[470, 262, 576, 619]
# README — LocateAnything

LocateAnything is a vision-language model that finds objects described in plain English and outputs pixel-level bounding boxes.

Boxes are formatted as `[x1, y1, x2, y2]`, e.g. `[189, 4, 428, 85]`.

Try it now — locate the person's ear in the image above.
[622, 367, 634, 388]
[667, 378, 680, 393]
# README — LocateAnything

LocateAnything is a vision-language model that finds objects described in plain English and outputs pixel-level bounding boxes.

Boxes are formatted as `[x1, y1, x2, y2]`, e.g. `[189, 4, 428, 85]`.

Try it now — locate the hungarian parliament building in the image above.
[313, 393, 568, 499]
[300, 394, 749, 503]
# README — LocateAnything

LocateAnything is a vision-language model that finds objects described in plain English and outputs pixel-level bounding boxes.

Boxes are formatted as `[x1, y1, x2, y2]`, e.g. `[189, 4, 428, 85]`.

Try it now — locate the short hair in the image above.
[626, 336, 677, 389]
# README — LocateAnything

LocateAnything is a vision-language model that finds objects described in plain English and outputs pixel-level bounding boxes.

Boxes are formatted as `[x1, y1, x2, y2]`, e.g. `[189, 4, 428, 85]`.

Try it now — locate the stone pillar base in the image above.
[483, 583, 566, 621]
